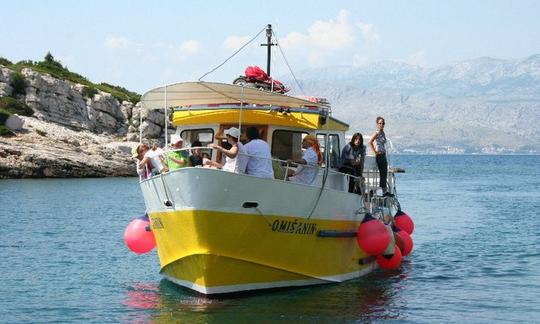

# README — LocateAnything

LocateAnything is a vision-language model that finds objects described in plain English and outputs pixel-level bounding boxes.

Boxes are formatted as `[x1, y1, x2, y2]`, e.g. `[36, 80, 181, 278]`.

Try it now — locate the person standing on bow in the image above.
[339, 132, 365, 193]
[369, 116, 390, 196]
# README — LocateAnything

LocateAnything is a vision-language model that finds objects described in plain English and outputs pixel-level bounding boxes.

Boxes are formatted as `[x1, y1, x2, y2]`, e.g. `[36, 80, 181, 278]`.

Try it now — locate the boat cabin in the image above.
[140, 81, 395, 195]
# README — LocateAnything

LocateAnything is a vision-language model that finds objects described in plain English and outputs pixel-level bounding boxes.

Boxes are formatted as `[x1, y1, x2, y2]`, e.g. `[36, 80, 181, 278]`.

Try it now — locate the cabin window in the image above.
[180, 128, 214, 147]
[317, 133, 340, 168]
[271, 130, 308, 161]
[217, 125, 268, 144]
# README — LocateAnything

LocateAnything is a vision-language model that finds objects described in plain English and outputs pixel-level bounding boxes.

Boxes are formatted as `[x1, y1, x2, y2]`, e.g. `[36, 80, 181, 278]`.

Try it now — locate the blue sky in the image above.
[1, 0, 539, 93]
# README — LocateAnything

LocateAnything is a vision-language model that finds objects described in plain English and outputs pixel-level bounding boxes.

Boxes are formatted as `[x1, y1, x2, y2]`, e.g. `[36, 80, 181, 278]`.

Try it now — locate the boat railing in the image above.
[153, 147, 361, 191]
[142, 146, 399, 201]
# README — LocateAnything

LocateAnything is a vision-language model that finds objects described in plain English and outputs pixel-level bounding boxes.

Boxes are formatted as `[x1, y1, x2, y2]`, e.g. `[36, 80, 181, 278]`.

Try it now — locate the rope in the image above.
[198, 25, 267, 81]
[272, 29, 304, 95]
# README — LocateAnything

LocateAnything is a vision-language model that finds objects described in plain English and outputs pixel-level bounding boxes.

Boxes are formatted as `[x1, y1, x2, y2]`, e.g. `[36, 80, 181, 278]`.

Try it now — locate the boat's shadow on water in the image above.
[122, 265, 411, 322]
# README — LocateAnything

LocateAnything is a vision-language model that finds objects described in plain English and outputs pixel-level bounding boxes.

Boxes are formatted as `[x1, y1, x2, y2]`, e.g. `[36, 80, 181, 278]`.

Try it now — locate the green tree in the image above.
[10, 72, 27, 96]
[0, 57, 13, 66]
[43, 52, 63, 69]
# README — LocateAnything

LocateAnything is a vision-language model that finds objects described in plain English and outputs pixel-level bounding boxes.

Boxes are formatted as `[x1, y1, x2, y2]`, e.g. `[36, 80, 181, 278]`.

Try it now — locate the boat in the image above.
[131, 25, 411, 295]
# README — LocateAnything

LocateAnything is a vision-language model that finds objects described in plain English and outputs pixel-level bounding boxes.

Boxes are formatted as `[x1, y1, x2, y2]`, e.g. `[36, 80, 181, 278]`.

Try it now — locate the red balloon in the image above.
[394, 231, 405, 253]
[395, 230, 414, 256]
[124, 218, 156, 254]
[394, 210, 414, 235]
[377, 245, 402, 270]
[357, 216, 391, 256]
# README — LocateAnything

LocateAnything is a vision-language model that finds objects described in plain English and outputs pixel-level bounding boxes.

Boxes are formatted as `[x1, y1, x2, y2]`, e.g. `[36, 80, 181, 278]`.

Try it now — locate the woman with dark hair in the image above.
[137, 142, 168, 176]
[243, 126, 274, 178]
[189, 140, 203, 166]
[133, 143, 152, 178]
[339, 132, 365, 193]
[369, 116, 390, 196]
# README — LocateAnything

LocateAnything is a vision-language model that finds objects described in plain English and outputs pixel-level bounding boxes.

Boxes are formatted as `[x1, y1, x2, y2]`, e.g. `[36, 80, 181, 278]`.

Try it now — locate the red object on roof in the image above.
[245, 66, 268, 81]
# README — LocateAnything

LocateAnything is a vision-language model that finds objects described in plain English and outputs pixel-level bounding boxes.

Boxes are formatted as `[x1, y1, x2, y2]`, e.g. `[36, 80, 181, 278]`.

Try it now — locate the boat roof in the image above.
[141, 81, 326, 110]
[142, 81, 349, 131]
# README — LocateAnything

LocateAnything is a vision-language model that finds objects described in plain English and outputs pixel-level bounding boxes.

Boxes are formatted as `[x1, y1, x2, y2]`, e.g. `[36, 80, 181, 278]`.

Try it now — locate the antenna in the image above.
[260, 24, 276, 77]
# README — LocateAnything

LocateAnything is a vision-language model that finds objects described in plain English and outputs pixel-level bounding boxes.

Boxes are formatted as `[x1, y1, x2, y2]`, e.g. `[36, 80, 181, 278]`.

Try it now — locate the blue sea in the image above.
[1, 155, 539, 323]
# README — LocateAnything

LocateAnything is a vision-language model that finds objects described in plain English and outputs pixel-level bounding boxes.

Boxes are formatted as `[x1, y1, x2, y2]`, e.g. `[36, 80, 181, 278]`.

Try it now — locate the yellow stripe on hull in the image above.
[149, 210, 372, 294]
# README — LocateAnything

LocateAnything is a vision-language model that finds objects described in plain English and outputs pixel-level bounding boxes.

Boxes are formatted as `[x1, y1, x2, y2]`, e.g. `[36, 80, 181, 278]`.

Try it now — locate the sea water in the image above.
[1, 155, 539, 323]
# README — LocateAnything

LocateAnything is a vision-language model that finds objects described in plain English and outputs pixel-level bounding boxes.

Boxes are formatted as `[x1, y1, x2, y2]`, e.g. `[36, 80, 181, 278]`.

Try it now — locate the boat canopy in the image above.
[141, 81, 326, 110]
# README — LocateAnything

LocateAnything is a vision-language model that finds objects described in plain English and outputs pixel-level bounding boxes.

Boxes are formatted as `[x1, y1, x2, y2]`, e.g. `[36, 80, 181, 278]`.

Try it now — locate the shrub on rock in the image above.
[0, 97, 33, 116]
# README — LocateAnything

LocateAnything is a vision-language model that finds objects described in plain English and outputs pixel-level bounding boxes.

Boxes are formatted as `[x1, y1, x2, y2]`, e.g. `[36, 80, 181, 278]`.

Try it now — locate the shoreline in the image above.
[0, 116, 137, 179]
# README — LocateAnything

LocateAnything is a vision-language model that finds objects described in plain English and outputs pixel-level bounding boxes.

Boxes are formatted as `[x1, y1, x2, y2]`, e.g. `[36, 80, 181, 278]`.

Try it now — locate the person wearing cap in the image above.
[166, 135, 189, 171]
[287, 134, 322, 185]
[205, 127, 247, 173]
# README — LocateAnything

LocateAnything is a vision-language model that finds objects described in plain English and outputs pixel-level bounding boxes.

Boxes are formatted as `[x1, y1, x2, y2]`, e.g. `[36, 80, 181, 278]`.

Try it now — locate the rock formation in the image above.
[0, 65, 169, 178]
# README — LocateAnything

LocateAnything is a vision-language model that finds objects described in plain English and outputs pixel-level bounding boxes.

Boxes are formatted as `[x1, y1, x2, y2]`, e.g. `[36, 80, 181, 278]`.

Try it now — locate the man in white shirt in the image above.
[243, 126, 274, 178]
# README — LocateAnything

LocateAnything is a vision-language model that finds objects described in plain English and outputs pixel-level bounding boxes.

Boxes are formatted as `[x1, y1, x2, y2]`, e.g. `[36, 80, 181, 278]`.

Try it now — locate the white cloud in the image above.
[357, 22, 380, 43]
[172, 40, 201, 61]
[277, 10, 380, 67]
[180, 40, 200, 55]
[277, 32, 308, 50]
[104, 35, 129, 49]
[213, 11, 381, 70]
[308, 9, 355, 49]
[223, 35, 251, 50]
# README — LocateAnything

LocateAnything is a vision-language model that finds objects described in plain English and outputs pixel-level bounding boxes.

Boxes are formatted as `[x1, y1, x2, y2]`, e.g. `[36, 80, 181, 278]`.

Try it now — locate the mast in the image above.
[261, 24, 276, 77]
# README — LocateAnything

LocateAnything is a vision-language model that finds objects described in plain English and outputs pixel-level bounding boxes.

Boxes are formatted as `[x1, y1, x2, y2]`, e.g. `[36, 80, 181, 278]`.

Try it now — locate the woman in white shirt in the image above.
[205, 127, 246, 173]
[287, 135, 322, 184]
[138, 143, 168, 175]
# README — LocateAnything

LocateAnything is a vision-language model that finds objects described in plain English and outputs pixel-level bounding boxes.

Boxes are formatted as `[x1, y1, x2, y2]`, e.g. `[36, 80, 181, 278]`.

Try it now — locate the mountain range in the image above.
[285, 55, 540, 153]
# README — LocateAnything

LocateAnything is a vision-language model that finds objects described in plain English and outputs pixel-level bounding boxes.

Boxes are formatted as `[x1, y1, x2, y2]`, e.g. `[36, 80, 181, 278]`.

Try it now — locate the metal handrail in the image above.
[141, 146, 397, 198]
[153, 147, 362, 186]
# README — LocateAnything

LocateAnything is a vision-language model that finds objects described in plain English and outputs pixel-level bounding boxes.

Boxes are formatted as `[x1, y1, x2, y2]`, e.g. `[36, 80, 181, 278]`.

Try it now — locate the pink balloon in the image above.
[124, 218, 156, 254]
[394, 210, 414, 235]
[376, 245, 402, 270]
[357, 216, 391, 256]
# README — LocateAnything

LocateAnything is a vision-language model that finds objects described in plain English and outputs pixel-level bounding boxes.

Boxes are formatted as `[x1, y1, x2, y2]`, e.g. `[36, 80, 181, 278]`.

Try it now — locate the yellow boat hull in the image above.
[149, 209, 376, 294]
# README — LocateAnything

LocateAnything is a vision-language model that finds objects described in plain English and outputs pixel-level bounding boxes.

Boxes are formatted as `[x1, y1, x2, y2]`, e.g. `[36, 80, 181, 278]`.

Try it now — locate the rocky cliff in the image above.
[0, 65, 168, 178]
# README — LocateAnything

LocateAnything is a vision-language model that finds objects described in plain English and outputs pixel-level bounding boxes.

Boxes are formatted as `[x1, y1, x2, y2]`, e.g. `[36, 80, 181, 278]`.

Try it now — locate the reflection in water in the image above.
[122, 269, 408, 322]
[123, 283, 162, 310]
